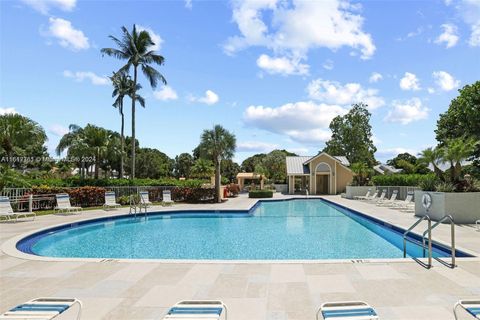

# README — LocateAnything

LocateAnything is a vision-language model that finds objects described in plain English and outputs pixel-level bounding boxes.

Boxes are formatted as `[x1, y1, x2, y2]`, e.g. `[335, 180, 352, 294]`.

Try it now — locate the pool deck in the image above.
[1, 194, 479, 319]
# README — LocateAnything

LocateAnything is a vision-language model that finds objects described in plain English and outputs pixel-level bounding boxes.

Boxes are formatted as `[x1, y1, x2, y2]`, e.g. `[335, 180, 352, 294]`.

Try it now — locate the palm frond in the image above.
[101, 48, 129, 60]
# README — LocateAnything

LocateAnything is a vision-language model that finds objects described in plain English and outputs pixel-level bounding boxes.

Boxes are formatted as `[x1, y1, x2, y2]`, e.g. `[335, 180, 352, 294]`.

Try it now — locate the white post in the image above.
[29, 194, 33, 213]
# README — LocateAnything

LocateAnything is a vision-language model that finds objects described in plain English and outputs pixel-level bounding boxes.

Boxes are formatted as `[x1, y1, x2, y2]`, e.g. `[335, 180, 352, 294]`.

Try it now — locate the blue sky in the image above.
[1, 0, 479, 164]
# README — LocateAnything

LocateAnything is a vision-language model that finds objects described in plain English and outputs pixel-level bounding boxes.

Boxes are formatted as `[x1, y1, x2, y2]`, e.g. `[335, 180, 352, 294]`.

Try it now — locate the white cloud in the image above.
[307, 78, 385, 110]
[47, 17, 89, 51]
[369, 72, 383, 83]
[322, 59, 334, 70]
[0, 107, 18, 115]
[243, 101, 347, 144]
[224, 0, 375, 73]
[21, 0, 76, 14]
[137, 25, 163, 52]
[376, 147, 418, 159]
[427, 87, 436, 94]
[399, 72, 420, 91]
[153, 86, 178, 101]
[434, 23, 459, 48]
[49, 124, 69, 137]
[432, 71, 460, 91]
[237, 141, 278, 152]
[185, 0, 192, 9]
[63, 70, 109, 85]
[384, 98, 429, 125]
[191, 90, 219, 105]
[256, 54, 309, 75]
[469, 23, 480, 46]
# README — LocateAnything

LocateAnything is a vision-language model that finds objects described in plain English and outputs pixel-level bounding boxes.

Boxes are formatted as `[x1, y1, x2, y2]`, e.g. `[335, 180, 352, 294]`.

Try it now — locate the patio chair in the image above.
[369, 189, 386, 203]
[103, 191, 121, 210]
[162, 300, 227, 319]
[0, 196, 35, 222]
[392, 192, 415, 210]
[0, 297, 82, 320]
[354, 188, 373, 200]
[454, 299, 480, 319]
[316, 301, 378, 320]
[139, 191, 152, 212]
[362, 189, 379, 201]
[162, 190, 174, 206]
[377, 190, 398, 206]
[54, 194, 82, 215]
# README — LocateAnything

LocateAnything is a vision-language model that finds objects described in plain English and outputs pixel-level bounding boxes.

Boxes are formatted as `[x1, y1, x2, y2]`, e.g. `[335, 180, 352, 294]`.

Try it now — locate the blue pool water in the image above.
[20, 199, 466, 260]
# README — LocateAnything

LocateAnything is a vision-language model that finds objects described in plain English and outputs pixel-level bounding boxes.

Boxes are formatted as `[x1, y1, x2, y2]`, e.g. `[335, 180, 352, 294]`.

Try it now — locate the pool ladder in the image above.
[403, 214, 456, 269]
[129, 195, 147, 218]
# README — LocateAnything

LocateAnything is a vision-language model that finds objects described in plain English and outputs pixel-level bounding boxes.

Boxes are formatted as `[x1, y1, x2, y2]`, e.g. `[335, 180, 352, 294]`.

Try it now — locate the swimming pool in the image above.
[17, 199, 469, 260]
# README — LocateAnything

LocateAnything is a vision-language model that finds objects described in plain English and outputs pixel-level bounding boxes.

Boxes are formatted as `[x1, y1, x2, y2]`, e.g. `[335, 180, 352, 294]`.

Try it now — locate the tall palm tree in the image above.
[441, 137, 478, 182]
[109, 71, 145, 178]
[0, 114, 47, 167]
[198, 125, 236, 203]
[418, 147, 444, 180]
[101, 25, 166, 179]
[56, 125, 89, 178]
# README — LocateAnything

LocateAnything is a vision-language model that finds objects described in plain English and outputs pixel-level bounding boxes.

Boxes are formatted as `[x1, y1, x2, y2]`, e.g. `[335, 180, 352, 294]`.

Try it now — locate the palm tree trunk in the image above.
[216, 158, 221, 203]
[131, 67, 137, 179]
[120, 103, 124, 179]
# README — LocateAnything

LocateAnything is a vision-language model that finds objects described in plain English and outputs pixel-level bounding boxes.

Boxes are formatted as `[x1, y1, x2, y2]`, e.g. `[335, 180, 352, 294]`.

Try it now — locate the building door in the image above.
[316, 174, 329, 194]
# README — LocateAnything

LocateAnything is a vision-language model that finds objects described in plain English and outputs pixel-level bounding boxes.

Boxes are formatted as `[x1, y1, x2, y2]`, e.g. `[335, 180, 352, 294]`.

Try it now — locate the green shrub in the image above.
[171, 187, 217, 203]
[419, 175, 438, 191]
[372, 174, 436, 186]
[22, 177, 206, 188]
[248, 189, 273, 198]
[435, 181, 455, 192]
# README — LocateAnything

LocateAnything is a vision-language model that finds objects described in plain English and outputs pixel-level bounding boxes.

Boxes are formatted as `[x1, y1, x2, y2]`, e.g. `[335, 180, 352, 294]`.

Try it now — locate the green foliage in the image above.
[248, 189, 274, 198]
[241, 150, 297, 183]
[435, 181, 455, 192]
[323, 103, 377, 166]
[372, 173, 436, 186]
[350, 162, 373, 186]
[440, 136, 479, 183]
[418, 147, 444, 179]
[387, 152, 430, 174]
[221, 159, 241, 182]
[435, 81, 480, 161]
[0, 113, 48, 169]
[418, 175, 438, 191]
[0, 166, 30, 191]
[171, 187, 217, 203]
[241, 154, 266, 172]
[191, 158, 214, 179]
[174, 153, 194, 178]
[135, 148, 174, 178]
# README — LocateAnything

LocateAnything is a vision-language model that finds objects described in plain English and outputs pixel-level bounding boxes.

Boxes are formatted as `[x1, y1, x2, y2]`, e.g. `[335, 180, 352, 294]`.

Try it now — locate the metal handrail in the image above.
[403, 215, 432, 268]
[422, 215, 456, 268]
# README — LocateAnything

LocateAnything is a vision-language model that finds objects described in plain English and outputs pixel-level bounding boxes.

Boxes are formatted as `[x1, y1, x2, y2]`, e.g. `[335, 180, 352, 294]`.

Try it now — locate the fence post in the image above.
[28, 194, 33, 213]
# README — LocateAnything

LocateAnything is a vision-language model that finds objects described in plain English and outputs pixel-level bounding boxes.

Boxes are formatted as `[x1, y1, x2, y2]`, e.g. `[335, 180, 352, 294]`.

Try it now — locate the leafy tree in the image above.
[262, 150, 291, 183]
[109, 71, 145, 178]
[0, 165, 30, 192]
[435, 81, 480, 164]
[197, 125, 236, 202]
[440, 137, 479, 183]
[387, 153, 417, 167]
[0, 113, 48, 168]
[221, 159, 241, 182]
[387, 152, 429, 174]
[241, 154, 266, 172]
[350, 162, 373, 186]
[135, 148, 174, 179]
[191, 158, 214, 178]
[102, 25, 167, 179]
[323, 103, 377, 167]
[174, 153, 195, 178]
[418, 147, 444, 180]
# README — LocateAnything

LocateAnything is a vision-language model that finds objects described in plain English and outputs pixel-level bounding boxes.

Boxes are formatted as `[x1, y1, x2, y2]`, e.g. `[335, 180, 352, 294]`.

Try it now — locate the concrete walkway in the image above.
[1, 194, 479, 319]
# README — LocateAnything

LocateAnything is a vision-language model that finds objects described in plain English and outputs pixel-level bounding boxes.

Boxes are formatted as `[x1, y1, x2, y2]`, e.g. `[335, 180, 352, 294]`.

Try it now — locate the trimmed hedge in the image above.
[372, 173, 436, 187]
[249, 190, 274, 198]
[21, 177, 206, 188]
[171, 187, 217, 203]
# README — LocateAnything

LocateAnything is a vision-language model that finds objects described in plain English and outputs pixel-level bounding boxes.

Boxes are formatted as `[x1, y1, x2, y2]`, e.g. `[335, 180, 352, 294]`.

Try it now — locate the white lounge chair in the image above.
[103, 191, 121, 210]
[371, 189, 386, 203]
[392, 192, 415, 210]
[377, 190, 398, 206]
[362, 189, 379, 201]
[454, 299, 480, 319]
[0, 196, 35, 222]
[316, 301, 378, 319]
[54, 194, 82, 214]
[162, 300, 227, 319]
[139, 191, 151, 212]
[354, 188, 373, 200]
[0, 297, 82, 320]
[162, 190, 174, 206]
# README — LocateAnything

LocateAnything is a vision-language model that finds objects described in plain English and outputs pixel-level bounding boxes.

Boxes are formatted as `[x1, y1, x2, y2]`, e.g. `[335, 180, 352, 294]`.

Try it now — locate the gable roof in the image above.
[286, 153, 351, 175]
[303, 152, 350, 167]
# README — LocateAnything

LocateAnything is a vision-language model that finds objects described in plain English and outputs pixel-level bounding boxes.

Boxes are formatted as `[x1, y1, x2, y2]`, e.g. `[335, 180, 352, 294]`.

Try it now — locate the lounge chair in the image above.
[162, 300, 227, 319]
[162, 190, 174, 206]
[139, 191, 152, 212]
[370, 189, 386, 203]
[377, 190, 398, 206]
[362, 189, 379, 201]
[0, 297, 82, 319]
[354, 188, 373, 200]
[392, 192, 415, 210]
[454, 299, 480, 319]
[103, 191, 121, 210]
[317, 301, 378, 319]
[0, 196, 35, 222]
[54, 194, 82, 214]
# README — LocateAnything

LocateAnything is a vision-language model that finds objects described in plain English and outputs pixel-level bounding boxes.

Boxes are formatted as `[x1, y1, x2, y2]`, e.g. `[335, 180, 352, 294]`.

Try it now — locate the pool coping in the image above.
[2, 197, 479, 264]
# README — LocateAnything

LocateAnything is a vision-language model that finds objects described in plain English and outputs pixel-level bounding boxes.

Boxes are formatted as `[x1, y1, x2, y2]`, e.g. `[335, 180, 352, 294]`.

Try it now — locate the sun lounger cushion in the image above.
[322, 307, 377, 318]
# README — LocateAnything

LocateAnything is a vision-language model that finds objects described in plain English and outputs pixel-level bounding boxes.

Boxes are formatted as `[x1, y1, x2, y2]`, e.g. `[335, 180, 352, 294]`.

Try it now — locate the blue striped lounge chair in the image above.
[454, 299, 480, 319]
[162, 300, 227, 319]
[317, 301, 378, 320]
[103, 191, 121, 210]
[0, 297, 82, 319]
[0, 196, 35, 222]
[54, 194, 82, 214]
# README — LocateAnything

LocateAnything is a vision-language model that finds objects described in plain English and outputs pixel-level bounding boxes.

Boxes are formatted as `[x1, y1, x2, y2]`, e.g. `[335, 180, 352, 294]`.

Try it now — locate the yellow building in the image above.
[286, 153, 353, 195]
